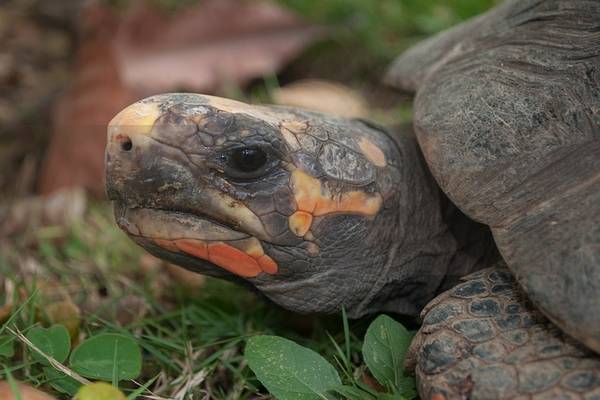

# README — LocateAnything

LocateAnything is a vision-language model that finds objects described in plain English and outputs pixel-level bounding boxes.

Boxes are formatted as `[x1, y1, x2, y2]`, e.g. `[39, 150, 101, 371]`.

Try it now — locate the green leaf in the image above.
[0, 335, 15, 358]
[70, 333, 142, 382]
[245, 335, 341, 400]
[26, 325, 71, 365]
[362, 315, 412, 390]
[44, 367, 81, 396]
[394, 378, 417, 400]
[332, 385, 376, 400]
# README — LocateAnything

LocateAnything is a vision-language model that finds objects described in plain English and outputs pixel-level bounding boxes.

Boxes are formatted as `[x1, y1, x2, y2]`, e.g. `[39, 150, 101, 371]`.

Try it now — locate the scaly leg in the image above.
[407, 266, 600, 399]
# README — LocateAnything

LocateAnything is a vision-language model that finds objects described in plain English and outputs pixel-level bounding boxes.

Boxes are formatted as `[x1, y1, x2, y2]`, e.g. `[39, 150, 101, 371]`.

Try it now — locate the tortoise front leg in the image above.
[407, 266, 600, 399]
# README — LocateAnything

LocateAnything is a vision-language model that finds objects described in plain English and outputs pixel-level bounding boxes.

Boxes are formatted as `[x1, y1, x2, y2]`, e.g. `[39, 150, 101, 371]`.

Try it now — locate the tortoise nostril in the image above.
[116, 134, 133, 152]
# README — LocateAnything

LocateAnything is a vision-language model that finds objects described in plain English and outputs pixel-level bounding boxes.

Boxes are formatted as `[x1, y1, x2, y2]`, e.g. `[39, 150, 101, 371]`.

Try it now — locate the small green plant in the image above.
[26, 325, 71, 366]
[4, 323, 142, 396]
[0, 336, 15, 358]
[245, 314, 416, 400]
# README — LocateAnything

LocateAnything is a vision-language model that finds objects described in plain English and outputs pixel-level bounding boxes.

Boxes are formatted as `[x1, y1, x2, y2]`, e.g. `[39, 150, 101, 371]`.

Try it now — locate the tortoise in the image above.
[105, 0, 600, 398]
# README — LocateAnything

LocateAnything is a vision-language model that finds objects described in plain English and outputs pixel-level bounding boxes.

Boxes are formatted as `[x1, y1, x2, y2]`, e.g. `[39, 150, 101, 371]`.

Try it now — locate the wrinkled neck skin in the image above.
[105, 94, 493, 320]
[345, 126, 494, 318]
[243, 122, 491, 318]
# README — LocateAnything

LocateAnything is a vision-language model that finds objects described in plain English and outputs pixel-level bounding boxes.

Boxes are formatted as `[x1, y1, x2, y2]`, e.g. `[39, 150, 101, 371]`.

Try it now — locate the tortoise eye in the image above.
[222, 146, 273, 180]
[230, 147, 267, 172]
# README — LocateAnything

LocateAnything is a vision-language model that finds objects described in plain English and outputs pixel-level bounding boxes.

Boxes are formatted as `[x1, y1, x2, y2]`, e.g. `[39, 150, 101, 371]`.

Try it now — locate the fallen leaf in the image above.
[39, 0, 322, 195]
[45, 300, 81, 344]
[166, 263, 206, 290]
[137, 254, 173, 299]
[115, 0, 322, 94]
[0, 188, 87, 238]
[0, 303, 12, 325]
[41, 188, 87, 227]
[0, 381, 57, 400]
[114, 294, 148, 326]
[74, 382, 126, 400]
[361, 369, 385, 393]
[272, 79, 368, 118]
[138, 253, 162, 274]
[38, 5, 134, 196]
[0, 2, 72, 196]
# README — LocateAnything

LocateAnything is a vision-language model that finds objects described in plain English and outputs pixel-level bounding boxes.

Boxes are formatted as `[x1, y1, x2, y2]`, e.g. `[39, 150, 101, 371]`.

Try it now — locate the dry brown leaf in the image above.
[272, 79, 368, 118]
[115, 0, 322, 94]
[35, 278, 71, 304]
[0, 381, 57, 400]
[0, 188, 87, 238]
[39, 0, 321, 195]
[361, 369, 385, 392]
[0, 2, 72, 195]
[114, 294, 148, 326]
[166, 263, 206, 290]
[38, 5, 134, 196]
[139, 253, 162, 274]
[138, 254, 173, 299]
[139, 255, 205, 297]
[45, 300, 81, 343]
[0, 303, 12, 325]
[42, 187, 87, 226]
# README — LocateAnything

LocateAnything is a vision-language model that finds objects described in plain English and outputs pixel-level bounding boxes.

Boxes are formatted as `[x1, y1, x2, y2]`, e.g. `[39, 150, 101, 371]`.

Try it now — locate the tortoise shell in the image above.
[385, 0, 600, 352]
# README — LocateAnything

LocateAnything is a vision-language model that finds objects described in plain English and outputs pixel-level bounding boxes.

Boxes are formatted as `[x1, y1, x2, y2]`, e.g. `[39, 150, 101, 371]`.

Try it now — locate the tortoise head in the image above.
[105, 93, 459, 316]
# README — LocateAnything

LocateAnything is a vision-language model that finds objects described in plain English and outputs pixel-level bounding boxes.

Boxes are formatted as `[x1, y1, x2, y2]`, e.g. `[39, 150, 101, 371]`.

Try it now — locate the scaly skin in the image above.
[104, 93, 600, 399]
[105, 93, 490, 318]
[409, 267, 600, 399]
[386, 0, 600, 354]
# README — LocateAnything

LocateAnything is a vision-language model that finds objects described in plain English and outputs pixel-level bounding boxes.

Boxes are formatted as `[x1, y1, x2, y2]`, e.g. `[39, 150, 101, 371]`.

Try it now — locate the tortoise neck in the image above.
[403, 128, 499, 296]
[354, 126, 496, 317]
[438, 193, 500, 291]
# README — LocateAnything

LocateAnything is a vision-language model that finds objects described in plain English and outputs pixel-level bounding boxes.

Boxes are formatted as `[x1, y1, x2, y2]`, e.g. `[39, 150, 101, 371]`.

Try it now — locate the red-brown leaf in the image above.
[39, 0, 321, 195]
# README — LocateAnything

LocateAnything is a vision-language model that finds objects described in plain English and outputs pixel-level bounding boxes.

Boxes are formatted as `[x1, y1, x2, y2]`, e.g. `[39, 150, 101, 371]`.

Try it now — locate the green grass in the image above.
[105, 0, 498, 83]
[1, 1, 500, 397]
[1, 202, 381, 399]
[280, 0, 497, 56]
[275, 0, 498, 83]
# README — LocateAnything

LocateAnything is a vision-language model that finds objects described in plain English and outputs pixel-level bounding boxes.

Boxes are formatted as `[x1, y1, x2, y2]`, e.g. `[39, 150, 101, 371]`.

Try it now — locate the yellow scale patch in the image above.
[358, 137, 387, 167]
[289, 170, 383, 237]
[108, 102, 161, 137]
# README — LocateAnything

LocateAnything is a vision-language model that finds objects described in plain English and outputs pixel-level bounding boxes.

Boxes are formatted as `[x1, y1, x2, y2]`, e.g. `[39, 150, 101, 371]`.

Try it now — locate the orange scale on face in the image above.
[157, 237, 279, 278]
[289, 211, 313, 237]
[258, 255, 278, 274]
[154, 238, 179, 253]
[207, 242, 263, 278]
[288, 169, 384, 236]
[174, 239, 208, 259]
[233, 237, 264, 259]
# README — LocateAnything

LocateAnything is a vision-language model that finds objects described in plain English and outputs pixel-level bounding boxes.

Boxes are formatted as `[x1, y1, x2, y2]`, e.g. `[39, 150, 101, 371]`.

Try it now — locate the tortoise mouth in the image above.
[114, 204, 250, 242]
[113, 203, 278, 277]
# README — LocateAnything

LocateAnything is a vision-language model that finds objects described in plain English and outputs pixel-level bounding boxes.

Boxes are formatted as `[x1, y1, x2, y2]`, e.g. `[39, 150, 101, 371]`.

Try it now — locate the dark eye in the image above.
[222, 146, 273, 180]
[231, 147, 267, 172]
